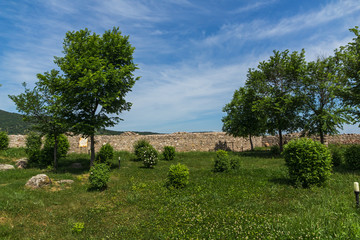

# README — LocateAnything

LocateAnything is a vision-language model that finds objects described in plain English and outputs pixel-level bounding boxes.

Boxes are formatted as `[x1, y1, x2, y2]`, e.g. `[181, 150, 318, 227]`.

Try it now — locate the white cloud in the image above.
[202, 0, 360, 46]
[231, 0, 277, 14]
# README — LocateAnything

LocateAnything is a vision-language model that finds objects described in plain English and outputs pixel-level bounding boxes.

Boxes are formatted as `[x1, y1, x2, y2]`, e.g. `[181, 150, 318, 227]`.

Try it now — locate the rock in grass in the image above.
[15, 158, 28, 169]
[25, 174, 52, 189]
[56, 179, 74, 184]
[0, 164, 15, 171]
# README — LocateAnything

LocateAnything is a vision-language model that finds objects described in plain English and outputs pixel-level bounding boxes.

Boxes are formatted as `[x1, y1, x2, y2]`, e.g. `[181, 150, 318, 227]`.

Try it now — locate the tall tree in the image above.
[222, 87, 266, 151]
[9, 70, 68, 169]
[54, 27, 139, 165]
[297, 56, 351, 144]
[336, 26, 360, 124]
[246, 49, 306, 151]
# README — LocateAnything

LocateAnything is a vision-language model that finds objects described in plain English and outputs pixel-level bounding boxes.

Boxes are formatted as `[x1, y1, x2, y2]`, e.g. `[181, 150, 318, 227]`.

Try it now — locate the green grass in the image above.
[1, 149, 360, 239]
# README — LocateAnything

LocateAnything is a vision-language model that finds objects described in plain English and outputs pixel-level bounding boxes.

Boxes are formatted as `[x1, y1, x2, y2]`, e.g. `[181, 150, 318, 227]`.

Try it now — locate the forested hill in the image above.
[0, 110, 31, 134]
[0, 109, 160, 135]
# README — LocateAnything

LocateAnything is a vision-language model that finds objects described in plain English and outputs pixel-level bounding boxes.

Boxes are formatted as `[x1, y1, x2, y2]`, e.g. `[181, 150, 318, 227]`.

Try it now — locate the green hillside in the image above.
[0, 110, 32, 134]
[0, 110, 160, 135]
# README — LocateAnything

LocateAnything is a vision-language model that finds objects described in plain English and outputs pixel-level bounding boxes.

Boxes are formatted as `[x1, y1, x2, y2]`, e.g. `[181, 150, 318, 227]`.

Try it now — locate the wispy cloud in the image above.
[231, 0, 277, 14]
[202, 0, 360, 47]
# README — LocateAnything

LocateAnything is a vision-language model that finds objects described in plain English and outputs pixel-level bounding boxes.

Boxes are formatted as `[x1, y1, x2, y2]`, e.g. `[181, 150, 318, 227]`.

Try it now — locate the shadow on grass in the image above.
[232, 149, 281, 159]
[269, 177, 293, 186]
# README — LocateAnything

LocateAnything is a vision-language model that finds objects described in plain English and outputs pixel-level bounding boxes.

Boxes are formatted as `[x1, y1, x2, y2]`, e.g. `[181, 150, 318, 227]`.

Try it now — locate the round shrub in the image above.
[229, 156, 241, 171]
[139, 145, 158, 168]
[25, 132, 42, 165]
[96, 143, 114, 164]
[270, 145, 280, 155]
[213, 150, 230, 172]
[89, 163, 111, 190]
[167, 163, 189, 189]
[41, 134, 70, 166]
[133, 139, 151, 161]
[0, 131, 9, 150]
[344, 145, 360, 169]
[328, 145, 343, 167]
[163, 146, 176, 161]
[282, 138, 332, 188]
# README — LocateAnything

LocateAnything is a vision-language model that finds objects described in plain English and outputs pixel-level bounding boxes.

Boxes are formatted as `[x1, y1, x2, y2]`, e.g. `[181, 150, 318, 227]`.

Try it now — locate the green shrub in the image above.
[329, 145, 344, 167]
[138, 145, 158, 168]
[25, 132, 42, 165]
[133, 139, 152, 161]
[89, 163, 111, 190]
[229, 156, 241, 171]
[0, 131, 9, 150]
[41, 134, 70, 166]
[213, 150, 230, 172]
[96, 143, 114, 164]
[270, 145, 280, 155]
[282, 138, 332, 188]
[344, 145, 360, 170]
[163, 146, 176, 161]
[167, 163, 189, 189]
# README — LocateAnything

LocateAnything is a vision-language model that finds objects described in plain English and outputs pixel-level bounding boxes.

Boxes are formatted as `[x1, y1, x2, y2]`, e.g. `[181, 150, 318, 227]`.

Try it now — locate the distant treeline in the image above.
[0, 110, 160, 135]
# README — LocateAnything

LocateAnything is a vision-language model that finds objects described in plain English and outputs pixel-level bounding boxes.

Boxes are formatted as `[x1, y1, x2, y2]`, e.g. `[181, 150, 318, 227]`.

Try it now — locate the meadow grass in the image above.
[1, 148, 360, 239]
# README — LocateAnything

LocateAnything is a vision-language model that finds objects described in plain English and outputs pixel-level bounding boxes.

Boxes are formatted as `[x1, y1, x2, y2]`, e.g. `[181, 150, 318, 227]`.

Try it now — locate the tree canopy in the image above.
[222, 87, 265, 150]
[9, 70, 68, 169]
[53, 27, 139, 165]
[245, 49, 306, 151]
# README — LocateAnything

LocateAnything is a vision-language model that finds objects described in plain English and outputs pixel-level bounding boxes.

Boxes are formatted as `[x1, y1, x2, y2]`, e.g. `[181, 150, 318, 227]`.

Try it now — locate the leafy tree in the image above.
[336, 26, 360, 125]
[52, 27, 139, 166]
[246, 49, 306, 151]
[297, 56, 351, 144]
[9, 70, 68, 170]
[222, 86, 266, 151]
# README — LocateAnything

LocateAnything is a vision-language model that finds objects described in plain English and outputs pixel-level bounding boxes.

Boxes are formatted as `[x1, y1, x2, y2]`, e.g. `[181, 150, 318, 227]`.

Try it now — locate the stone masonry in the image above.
[8, 132, 360, 153]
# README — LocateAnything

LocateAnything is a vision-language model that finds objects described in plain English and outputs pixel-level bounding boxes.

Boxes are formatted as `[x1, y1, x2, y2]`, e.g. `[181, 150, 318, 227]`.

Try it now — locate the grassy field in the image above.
[1, 148, 360, 239]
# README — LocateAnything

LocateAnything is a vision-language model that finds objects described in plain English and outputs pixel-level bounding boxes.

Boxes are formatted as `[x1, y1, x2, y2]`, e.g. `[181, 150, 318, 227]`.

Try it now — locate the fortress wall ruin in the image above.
[8, 132, 360, 153]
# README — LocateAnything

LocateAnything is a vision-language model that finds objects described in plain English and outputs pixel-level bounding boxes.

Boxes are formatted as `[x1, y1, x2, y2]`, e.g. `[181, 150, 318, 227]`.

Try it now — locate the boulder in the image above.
[0, 164, 15, 171]
[15, 158, 28, 169]
[25, 174, 52, 189]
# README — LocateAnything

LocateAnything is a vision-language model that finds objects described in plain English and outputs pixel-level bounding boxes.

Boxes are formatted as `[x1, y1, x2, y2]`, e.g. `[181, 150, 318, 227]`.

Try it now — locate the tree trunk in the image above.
[249, 134, 254, 151]
[54, 135, 58, 171]
[279, 129, 283, 152]
[90, 135, 95, 166]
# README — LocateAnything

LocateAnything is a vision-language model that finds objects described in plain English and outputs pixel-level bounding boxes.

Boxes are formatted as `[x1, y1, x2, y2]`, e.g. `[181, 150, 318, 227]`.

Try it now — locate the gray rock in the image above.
[0, 164, 15, 171]
[15, 158, 28, 169]
[25, 174, 52, 188]
[57, 180, 74, 184]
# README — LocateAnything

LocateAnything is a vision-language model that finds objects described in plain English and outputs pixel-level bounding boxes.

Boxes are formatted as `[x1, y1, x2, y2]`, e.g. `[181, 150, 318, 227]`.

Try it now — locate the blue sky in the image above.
[1, 0, 360, 133]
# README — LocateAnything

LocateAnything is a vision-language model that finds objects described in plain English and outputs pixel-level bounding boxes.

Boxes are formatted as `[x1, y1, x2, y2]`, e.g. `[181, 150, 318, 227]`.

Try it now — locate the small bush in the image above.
[270, 145, 280, 155]
[25, 132, 42, 165]
[89, 163, 111, 190]
[344, 145, 360, 170]
[229, 156, 241, 171]
[167, 163, 189, 189]
[282, 138, 332, 188]
[329, 145, 344, 167]
[138, 145, 158, 168]
[96, 143, 114, 164]
[0, 131, 9, 150]
[213, 150, 230, 172]
[163, 146, 176, 161]
[41, 134, 70, 166]
[133, 139, 152, 161]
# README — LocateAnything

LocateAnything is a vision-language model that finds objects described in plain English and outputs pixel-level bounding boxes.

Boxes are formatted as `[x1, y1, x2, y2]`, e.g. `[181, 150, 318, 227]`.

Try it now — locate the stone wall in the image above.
[8, 132, 360, 153]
